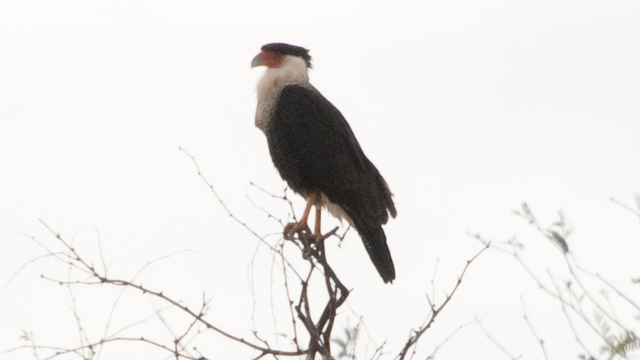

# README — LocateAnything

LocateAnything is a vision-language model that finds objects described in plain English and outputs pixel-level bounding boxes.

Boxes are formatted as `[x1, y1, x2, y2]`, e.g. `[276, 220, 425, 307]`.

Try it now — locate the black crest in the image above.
[262, 43, 312, 68]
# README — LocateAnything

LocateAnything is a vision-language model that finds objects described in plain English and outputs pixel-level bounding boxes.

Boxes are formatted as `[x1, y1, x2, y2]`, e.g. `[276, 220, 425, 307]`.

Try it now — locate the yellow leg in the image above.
[284, 191, 321, 241]
[298, 195, 315, 225]
[313, 205, 322, 243]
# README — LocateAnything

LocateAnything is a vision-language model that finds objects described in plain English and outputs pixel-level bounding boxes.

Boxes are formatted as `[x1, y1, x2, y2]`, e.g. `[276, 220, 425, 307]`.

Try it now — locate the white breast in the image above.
[255, 55, 310, 131]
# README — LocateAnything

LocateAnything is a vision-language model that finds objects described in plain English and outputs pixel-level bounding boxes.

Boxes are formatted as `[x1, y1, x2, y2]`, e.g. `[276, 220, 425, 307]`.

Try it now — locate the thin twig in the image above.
[427, 318, 479, 359]
[520, 295, 548, 360]
[397, 243, 490, 360]
[610, 196, 640, 220]
[180, 147, 303, 282]
[547, 269, 595, 359]
[35, 221, 308, 358]
[475, 315, 521, 360]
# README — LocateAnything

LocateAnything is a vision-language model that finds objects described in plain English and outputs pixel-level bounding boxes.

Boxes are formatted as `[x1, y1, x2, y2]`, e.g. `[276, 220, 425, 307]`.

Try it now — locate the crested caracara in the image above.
[251, 43, 397, 283]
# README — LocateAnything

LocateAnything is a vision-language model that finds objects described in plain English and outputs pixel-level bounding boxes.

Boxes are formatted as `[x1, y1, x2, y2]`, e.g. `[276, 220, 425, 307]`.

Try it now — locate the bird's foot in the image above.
[284, 222, 312, 242]
[284, 223, 340, 244]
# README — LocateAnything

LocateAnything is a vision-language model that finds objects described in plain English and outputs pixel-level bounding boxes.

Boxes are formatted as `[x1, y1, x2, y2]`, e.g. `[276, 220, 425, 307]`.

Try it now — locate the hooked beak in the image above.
[251, 53, 264, 68]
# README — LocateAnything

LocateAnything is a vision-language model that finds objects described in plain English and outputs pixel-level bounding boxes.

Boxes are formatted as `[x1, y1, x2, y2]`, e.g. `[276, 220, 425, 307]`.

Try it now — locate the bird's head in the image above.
[251, 43, 312, 70]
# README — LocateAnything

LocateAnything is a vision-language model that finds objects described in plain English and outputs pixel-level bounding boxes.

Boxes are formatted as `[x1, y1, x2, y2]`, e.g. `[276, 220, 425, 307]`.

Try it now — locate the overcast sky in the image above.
[1, 1, 639, 359]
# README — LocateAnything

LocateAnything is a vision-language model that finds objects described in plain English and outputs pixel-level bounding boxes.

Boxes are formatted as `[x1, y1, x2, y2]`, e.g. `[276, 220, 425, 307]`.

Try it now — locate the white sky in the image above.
[1, 1, 639, 359]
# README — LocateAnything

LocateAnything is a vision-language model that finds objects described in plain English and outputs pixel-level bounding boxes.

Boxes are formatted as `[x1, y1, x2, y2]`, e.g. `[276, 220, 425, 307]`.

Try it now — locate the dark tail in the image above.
[354, 223, 395, 283]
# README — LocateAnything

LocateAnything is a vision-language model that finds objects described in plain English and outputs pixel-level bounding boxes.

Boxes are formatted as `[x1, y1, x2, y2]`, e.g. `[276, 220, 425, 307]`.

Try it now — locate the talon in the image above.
[283, 191, 323, 244]
[284, 222, 311, 241]
[283, 223, 297, 240]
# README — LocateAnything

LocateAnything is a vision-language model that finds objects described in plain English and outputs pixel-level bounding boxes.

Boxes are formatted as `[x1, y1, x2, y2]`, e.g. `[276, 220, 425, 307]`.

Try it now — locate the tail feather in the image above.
[354, 223, 395, 283]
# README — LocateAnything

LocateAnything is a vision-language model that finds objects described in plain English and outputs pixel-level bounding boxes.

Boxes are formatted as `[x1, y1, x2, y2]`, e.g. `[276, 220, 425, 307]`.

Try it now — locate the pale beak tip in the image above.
[251, 54, 264, 68]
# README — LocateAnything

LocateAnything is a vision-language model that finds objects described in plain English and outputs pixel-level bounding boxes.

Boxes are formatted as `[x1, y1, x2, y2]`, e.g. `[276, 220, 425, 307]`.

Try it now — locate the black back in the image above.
[264, 84, 396, 282]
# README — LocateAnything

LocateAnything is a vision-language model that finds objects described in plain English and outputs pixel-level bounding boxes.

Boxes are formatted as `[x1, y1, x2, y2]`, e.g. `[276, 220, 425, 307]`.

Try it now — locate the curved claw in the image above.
[284, 221, 311, 241]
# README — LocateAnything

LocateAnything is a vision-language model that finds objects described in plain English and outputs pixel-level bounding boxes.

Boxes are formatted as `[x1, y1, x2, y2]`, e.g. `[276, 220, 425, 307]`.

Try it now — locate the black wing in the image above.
[264, 84, 397, 282]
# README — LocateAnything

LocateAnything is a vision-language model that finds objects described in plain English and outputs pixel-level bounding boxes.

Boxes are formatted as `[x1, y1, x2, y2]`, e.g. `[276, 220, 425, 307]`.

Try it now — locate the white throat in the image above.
[255, 55, 310, 131]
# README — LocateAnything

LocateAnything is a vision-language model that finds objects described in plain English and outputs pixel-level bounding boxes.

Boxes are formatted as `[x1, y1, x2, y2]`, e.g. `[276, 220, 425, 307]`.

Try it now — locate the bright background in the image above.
[1, 1, 639, 359]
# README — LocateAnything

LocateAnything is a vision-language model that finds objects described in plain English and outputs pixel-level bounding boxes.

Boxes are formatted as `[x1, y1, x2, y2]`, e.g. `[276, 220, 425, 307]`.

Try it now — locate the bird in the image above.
[251, 43, 397, 283]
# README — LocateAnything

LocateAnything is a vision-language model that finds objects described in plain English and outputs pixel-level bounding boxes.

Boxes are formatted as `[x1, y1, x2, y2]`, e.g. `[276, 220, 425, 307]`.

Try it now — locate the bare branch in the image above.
[520, 295, 548, 360]
[396, 243, 490, 360]
[475, 315, 521, 360]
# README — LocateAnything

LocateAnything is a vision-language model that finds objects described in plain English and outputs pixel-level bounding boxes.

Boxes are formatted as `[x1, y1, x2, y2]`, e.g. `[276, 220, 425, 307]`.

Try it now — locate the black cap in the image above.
[261, 43, 312, 68]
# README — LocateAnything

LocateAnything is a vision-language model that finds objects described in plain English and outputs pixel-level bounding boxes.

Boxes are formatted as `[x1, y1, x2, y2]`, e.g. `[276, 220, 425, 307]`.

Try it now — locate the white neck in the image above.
[255, 56, 310, 131]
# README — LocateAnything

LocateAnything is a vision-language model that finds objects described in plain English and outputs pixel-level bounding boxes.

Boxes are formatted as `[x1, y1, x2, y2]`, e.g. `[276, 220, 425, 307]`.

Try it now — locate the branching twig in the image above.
[475, 315, 521, 360]
[426, 318, 479, 359]
[520, 295, 548, 360]
[610, 195, 640, 220]
[2, 337, 201, 360]
[547, 269, 595, 359]
[33, 220, 309, 359]
[396, 243, 490, 360]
